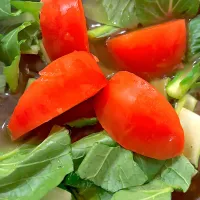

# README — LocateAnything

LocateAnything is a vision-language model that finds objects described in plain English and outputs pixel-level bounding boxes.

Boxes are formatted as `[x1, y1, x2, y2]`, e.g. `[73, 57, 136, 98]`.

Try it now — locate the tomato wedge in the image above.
[94, 71, 184, 160]
[40, 0, 89, 61]
[107, 20, 186, 79]
[9, 51, 107, 139]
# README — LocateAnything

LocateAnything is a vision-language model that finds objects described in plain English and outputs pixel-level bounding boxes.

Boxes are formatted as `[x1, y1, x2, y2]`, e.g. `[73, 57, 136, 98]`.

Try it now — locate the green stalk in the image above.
[166, 62, 200, 99]
[88, 25, 120, 40]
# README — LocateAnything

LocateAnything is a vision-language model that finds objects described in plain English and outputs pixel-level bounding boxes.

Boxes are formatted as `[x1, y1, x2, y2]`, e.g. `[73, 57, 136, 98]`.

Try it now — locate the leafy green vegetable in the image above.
[65, 172, 93, 189]
[39, 40, 51, 64]
[19, 23, 40, 55]
[72, 131, 116, 169]
[160, 156, 197, 192]
[88, 25, 120, 40]
[67, 118, 98, 128]
[42, 187, 73, 200]
[0, 22, 31, 65]
[134, 154, 165, 181]
[77, 143, 147, 192]
[3, 55, 20, 92]
[0, 74, 6, 93]
[111, 179, 173, 200]
[83, 0, 138, 28]
[0, 0, 13, 19]
[0, 126, 74, 200]
[11, 1, 43, 23]
[135, 0, 199, 26]
[166, 62, 200, 99]
[187, 15, 200, 62]
[78, 186, 113, 200]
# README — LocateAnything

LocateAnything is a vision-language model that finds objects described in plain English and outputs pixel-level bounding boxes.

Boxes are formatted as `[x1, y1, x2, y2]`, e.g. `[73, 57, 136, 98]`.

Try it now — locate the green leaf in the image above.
[77, 143, 147, 193]
[67, 118, 98, 128]
[0, 126, 74, 200]
[72, 131, 116, 169]
[19, 22, 40, 55]
[111, 179, 173, 200]
[78, 186, 113, 200]
[0, 0, 12, 19]
[135, 0, 199, 26]
[3, 55, 20, 92]
[0, 21, 31, 65]
[11, 1, 43, 23]
[134, 153, 165, 181]
[0, 74, 6, 94]
[187, 15, 200, 62]
[83, 0, 138, 28]
[65, 172, 93, 189]
[160, 156, 197, 192]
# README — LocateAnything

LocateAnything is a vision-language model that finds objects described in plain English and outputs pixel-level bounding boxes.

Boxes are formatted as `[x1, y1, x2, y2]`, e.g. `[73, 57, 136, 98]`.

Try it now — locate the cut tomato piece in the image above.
[40, 0, 89, 61]
[107, 20, 186, 79]
[94, 71, 184, 160]
[9, 51, 107, 139]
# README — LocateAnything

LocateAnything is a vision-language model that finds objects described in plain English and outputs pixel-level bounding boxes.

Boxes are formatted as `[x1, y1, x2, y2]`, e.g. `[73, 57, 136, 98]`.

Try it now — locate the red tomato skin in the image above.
[9, 51, 107, 139]
[40, 0, 89, 61]
[107, 20, 186, 79]
[93, 71, 184, 160]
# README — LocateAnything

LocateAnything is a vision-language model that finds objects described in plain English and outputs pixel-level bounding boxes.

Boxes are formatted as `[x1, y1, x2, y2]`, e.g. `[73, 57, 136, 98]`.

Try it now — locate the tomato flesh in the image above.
[94, 71, 184, 160]
[9, 51, 107, 139]
[107, 20, 186, 79]
[40, 0, 89, 61]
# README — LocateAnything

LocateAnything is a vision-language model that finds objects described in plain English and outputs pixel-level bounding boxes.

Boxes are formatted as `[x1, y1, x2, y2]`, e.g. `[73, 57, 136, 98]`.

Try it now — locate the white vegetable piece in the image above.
[179, 108, 200, 168]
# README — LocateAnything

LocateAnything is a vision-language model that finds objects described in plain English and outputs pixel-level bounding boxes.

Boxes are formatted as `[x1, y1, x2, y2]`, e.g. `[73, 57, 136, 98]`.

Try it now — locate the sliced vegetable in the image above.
[0, 126, 74, 199]
[179, 108, 200, 167]
[160, 156, 197, 192]
[88, 25, 120, 40]
[83, 0, 138, 28]
[77, 143, 147, 192]
[94, 71, 184, 160]
[135, 0, 199, 26]
[150, 78, 170, 98]
[167, 62, 200, 99]
[107, 20, 186, 79]
[112, 179, 173, 200]
[8, 51, 107, 139]
[175, 94, 198, 114]
[187, 15, 200, 62]
[67, 117, 98, 128]
[40, 0, 89, 61]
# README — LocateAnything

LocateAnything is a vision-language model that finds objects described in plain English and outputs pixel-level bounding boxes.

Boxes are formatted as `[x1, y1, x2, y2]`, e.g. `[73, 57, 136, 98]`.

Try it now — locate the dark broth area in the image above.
[0, 21, 199, 199]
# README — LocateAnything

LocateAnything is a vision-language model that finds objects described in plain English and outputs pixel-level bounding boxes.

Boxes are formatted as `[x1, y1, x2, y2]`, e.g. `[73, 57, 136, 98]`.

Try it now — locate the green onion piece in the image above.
[0, 74, 6, 94]
[166, 62, 200, 99]
[39, 40, 51, 64]
[25, 78, 36, 90]
[150, 78, 170, 99]
[88, 25, 120, 40]
[67, 118, 98, 128]
[175, 94, 198, 114]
